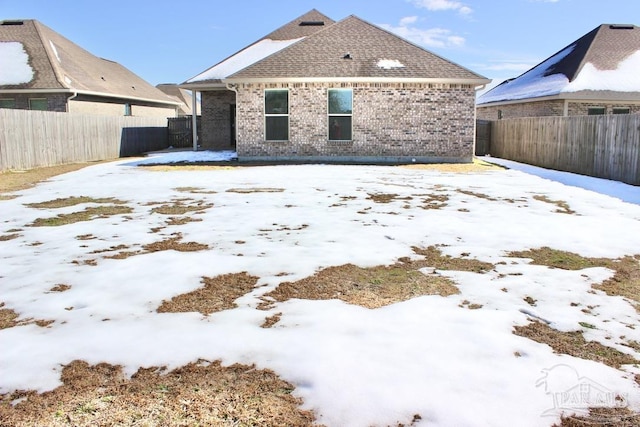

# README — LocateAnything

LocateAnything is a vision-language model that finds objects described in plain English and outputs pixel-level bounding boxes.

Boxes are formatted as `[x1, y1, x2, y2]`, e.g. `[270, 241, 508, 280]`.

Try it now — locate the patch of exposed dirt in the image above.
[0, 360, 317, 427]
[157, 272, 259, 315]
[0, 233, 20, 241]
[513, 321, 638, 369]
[48, 284, 71, 293]
[554, 407, 640, 426]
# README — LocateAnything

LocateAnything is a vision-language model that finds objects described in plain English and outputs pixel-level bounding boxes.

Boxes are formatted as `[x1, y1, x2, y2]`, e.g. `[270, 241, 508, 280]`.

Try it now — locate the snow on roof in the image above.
[376, 59, 405, 69]
[0, 42, 34, 85]
[478, 45, 574, 104]
[564, 50, 640, 92]
[479, 44, 640, 104]
[187, 38, 303, 83]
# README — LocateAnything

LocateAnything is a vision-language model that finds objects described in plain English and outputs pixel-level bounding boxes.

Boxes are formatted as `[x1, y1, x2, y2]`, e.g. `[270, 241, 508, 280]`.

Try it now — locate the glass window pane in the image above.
[328, 90, 352, 114]
[588, 107, 605, 116]
[266, 116, 288, 140]
[613, 108, 630, 115]
[265, 90, 288, 114]
[329, 116, 352, 140]
[0, 99, 15, 109]
[29, 98, 47, 111]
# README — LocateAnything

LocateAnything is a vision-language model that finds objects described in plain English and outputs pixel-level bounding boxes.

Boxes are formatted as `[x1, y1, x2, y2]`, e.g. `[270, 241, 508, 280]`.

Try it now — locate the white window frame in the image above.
[327, 88, 353, 141]
[264, 89, 289, 141]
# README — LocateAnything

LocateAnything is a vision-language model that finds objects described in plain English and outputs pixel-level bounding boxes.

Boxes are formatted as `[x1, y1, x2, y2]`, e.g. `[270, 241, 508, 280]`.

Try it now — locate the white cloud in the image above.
[381, 18, 465, 48]
[411, 0, 473, 15]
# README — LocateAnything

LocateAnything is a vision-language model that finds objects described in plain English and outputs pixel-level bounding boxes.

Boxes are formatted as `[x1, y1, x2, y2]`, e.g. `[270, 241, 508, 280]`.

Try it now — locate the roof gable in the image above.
[228, 15, 487, 82]
[0, 19, 176, 105]
[478, 24, 640, 104]
[185, 9, 334, 85]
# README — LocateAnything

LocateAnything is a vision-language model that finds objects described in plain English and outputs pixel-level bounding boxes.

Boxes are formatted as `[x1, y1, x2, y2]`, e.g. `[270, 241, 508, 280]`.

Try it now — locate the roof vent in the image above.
[343, 53, 352, 60]
[299, 21, 324, 26]
[609, 24, 634, 30]
[1, 20, 25, 26]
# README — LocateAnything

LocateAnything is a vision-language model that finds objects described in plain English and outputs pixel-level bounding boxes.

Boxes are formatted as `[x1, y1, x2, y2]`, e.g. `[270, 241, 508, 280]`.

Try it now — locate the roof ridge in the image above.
[31, 20, 66, 89]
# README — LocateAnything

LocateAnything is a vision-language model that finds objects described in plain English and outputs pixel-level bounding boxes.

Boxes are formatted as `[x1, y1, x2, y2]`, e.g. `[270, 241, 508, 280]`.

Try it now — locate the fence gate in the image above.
[168, 116, 201, 148]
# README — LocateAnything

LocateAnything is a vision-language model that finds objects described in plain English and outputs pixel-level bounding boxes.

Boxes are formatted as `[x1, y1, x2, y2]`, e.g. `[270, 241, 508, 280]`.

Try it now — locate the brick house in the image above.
[477, 24, 640, 120]
[181, 10, 489, 163]
[0, 19, 180, 117]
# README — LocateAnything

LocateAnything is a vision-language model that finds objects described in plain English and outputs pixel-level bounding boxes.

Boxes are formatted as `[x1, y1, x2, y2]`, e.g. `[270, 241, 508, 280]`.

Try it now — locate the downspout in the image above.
[66, 91, 78, 113]
[225, 83, 239, 151]
[191, 90, 198, 151]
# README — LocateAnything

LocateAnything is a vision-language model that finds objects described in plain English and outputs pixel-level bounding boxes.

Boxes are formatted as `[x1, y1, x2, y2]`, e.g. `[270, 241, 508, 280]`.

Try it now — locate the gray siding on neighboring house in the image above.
[200, 90, 236, 150]
[235, 82, 476, 162]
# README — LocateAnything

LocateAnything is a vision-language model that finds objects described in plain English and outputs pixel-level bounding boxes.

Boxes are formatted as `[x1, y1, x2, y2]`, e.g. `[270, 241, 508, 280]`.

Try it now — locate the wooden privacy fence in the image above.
[0, 109, 168, 171]
[489, 115, 640, 186]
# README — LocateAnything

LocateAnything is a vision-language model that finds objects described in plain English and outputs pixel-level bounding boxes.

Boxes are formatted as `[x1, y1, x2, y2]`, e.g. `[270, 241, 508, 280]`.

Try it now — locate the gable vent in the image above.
[1, 20, 25, 26]
[609, 24, 634, 30]
[299, 21, 324, 26]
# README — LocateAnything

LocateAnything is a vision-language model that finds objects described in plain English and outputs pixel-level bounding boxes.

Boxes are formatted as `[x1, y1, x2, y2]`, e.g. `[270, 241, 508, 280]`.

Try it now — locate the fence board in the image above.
[488, 114, 640, 186]
[0, 109, 168, 171]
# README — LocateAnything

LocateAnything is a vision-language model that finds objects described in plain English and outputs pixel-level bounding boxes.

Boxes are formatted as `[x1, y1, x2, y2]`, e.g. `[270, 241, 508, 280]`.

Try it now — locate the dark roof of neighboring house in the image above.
[156, 83, 200, 115]
[478, 24, 640, 105]
[184, 10, 488, 87]
[0, 19, 178, 105]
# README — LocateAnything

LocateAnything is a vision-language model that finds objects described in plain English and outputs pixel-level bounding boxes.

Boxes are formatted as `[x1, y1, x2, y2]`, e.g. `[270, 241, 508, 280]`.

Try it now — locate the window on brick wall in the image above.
[265, 89, 289, 141]
[0, 99, 15, 109]
[29, 98, 47, 111]
[613, 107, 630, 115]
[588, 107, 605, 115]
[328, 88, 352, 141]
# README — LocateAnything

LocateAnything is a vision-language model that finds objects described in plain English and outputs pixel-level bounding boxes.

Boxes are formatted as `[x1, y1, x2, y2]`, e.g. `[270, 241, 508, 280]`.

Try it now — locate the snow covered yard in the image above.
[1, 152, 640, 426]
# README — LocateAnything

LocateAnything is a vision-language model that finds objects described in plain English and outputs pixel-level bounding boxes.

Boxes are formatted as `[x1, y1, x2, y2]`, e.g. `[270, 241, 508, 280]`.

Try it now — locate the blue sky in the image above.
[2, 0, 639, 90]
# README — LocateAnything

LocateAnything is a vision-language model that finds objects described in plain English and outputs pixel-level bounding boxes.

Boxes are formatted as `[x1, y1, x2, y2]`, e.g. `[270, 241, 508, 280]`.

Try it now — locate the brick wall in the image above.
[0, 93, 67, 112]
[477, 100, 640, 119]
[476, 100, 565, 120]
[200, 90, 236, 150]
[234, 82, 476, 162]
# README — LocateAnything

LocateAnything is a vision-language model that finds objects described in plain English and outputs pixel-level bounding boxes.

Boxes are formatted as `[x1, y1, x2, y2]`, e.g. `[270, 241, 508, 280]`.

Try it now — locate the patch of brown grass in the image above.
[29, 205, 133, 227]
[507, 248, 640, 307]
[0, 360, 317, 427]
[261, 312, 283, 328]
[0, 303, 54, 330]
[0, 163, 100, 194]
[166, 216, 203, 226]
[157, 272, 259, 315]
[419, 193, 449, 210]
[533, 194, 576, 214]
[48, 284, 71, 293]
[554, 407, 640, 426]
[456, 189, 498, 201]
[226, 187, 285, 194]
[174, 186, 217, 195]
[367, 193, 412, 204]
[0, 233, 20, 241]
[25, 196, 127, 209]
[513, 322, 638, 369]
[149, 199, 213, 215]
[143, 236, 209, 253]
[261, 263, 459, 310]
[409, 246, 495, 273]
[400, 158, 504, 172]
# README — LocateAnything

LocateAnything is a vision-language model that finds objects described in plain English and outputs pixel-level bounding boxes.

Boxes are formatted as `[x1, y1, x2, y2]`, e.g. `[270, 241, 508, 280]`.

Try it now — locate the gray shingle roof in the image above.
[231, 15, 487, 81]
[262, 9, 336, 41]
[0, 19, 177, 105]
[478, 24, 640, 104]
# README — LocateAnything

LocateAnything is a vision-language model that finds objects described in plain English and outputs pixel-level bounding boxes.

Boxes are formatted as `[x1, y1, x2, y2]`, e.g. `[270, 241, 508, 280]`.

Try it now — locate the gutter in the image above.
[0, 88, 181, 107]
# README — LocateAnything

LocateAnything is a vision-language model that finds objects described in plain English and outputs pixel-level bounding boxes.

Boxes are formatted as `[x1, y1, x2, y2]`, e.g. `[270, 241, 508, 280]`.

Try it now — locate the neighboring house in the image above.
[181, 9, 489, 163]
[156, 83, 200, 116]
[0, 19, 179, 117]
[477, 24, 640, 120]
